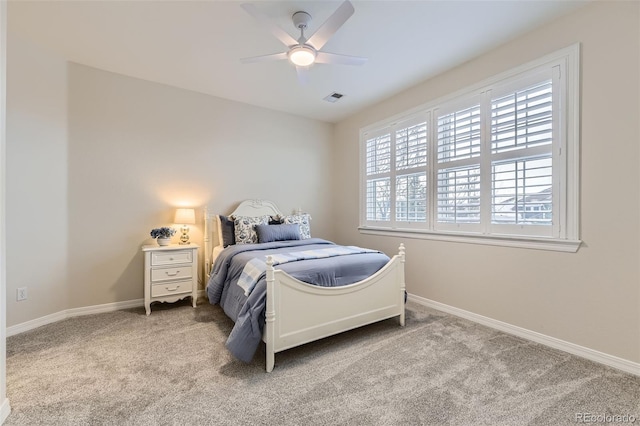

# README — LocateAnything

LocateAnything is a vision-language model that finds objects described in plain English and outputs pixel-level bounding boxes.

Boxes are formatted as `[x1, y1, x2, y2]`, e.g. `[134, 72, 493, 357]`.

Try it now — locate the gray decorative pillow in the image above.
[255, 224, 301, 243]
[282, 213, 311, 239]
[219, 215, 235, 247]
[233, 215, 270, 244]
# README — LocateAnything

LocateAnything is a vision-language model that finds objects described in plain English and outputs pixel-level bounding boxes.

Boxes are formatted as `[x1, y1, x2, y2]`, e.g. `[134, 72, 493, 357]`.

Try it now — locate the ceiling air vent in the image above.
[323, 92, 344, 103]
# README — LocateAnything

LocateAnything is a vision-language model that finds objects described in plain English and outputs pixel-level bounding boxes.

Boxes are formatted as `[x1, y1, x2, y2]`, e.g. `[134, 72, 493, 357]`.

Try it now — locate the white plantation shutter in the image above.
[437, 105, 481, 163]
[366, 178, 391, 221]
[435, 100, 482, 230]
[491, 156, 552, 225]
[489, 71, 556, 236]
[437, 166, 481, 224]
[396, 122, 427, 170]
[365, 132, 392, 221]
[366, 133, 391, 175]
[360, 46, 579, 249]
[363, 117, 428, 227]
[491, 80, 553, 153]
[396, 172, 427, 222]
[395, 120, 427, 223]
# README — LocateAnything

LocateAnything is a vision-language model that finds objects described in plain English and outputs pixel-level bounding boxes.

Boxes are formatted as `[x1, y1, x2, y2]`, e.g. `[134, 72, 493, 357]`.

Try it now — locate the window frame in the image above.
[363, 113, 430, 230]
[359, 44, 581, 252]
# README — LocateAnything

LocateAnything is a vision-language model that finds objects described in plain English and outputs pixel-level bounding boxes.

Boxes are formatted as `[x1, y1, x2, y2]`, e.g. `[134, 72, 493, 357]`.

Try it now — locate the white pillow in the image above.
[233, 215, 270, 244]
[282, 214, 311, 239]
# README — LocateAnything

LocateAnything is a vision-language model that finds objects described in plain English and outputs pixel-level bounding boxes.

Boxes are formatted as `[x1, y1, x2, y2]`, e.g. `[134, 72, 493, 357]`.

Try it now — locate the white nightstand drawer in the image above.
[151, 250, 193, 266]
[151, 280, 193, 297]
[151, 266, 192, 283]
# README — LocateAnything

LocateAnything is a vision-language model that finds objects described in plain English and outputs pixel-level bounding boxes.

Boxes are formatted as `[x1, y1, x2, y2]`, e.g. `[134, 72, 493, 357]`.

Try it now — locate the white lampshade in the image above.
[288, 46, 316, 67]
[174, 208, 196, 225]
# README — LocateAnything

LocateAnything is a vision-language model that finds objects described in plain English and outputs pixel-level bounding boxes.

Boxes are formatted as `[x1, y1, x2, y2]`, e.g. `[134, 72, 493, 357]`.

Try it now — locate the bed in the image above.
[204, 199, 405, 372]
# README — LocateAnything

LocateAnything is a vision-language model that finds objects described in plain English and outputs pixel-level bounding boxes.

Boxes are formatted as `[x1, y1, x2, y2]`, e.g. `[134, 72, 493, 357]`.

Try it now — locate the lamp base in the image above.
[179, 225, 190, 245]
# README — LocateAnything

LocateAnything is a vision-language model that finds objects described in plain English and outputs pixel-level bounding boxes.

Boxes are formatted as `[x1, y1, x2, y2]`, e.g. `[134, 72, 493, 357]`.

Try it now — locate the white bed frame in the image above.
[204, 200, 405, 372]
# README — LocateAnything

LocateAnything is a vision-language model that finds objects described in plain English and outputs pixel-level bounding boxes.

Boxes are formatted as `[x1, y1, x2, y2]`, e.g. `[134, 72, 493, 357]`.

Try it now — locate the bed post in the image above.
[265, 255, 276, 372]
[399, 243, 406, 327]
[203, 206, 210, 285]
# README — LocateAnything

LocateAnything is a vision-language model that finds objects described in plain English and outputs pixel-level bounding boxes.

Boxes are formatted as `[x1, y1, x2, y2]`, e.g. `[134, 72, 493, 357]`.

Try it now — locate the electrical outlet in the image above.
[17, 287, 27, 301]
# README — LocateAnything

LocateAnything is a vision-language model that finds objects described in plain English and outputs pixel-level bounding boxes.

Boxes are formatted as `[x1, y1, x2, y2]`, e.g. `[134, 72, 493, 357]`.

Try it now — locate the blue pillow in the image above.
[255, 224, 301, 243]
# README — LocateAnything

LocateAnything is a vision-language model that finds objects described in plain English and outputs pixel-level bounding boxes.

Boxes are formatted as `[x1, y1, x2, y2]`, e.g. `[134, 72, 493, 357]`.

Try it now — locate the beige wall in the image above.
[1, 0, 9, 421]
[6, 35, 69, 326]
[6, 38, 333, 325]
[332, 1, 640, 363]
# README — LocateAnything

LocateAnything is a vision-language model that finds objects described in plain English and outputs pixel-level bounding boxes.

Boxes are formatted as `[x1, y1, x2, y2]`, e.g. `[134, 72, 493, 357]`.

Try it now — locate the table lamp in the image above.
[174, 208, 196, 245]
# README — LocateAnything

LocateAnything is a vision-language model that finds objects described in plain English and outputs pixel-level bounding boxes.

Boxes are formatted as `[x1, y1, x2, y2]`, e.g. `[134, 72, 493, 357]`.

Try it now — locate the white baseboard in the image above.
[6, 299, 144, 337]
[6, 292, 210, 337]
[0, 398, 10, 425]
[8, 292, 637, 377]
[408, 293, 640, 377]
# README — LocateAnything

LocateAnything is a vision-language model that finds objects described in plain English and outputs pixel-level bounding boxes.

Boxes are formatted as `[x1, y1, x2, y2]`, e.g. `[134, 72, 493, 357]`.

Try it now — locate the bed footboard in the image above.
[263, 244, 405, 372]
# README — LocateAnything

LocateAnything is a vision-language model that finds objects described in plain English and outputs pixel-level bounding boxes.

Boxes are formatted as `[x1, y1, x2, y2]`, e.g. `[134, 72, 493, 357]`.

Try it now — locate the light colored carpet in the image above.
[5, 300, 639, 425]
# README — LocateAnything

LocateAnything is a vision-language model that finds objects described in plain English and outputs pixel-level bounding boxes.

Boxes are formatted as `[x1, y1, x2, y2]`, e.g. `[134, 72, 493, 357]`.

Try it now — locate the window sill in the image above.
[358, 226, 581, 253]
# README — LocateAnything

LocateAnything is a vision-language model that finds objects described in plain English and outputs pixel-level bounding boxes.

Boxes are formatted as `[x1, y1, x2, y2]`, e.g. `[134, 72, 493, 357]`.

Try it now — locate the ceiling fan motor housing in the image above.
[292, 11, 312, 30]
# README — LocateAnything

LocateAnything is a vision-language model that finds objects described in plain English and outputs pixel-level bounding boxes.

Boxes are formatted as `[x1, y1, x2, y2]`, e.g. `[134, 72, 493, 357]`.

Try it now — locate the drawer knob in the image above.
[166, 286, 179, 291]
[169, 257, 174, 261]
[165, 270, 180, 276]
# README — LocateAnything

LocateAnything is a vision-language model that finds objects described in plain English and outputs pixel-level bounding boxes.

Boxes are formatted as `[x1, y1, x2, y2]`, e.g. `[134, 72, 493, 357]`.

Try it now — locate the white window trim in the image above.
[359, 44, 581, 253]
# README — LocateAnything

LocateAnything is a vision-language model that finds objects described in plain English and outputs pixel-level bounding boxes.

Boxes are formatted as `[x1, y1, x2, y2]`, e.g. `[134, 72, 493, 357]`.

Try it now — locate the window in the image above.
[365, 117, 428, 228]
[360, 45, 580, 252]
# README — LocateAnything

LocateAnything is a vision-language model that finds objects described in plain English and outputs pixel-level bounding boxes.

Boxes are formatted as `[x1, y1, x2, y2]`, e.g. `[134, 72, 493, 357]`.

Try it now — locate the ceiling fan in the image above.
[240, 1, 367, 82]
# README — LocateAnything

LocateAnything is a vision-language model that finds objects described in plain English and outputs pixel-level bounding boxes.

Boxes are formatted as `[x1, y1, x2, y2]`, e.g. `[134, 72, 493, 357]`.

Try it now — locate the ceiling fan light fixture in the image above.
[289, 45, 316, 67]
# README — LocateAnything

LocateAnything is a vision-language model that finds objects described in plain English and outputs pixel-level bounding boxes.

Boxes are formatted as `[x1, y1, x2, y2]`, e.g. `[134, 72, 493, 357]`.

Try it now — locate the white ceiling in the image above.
[8, 0, 589, 123]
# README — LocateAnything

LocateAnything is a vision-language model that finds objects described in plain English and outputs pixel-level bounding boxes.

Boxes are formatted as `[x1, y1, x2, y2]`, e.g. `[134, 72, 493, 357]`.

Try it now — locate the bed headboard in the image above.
[203, 199, 285, 285]
[227, 199, 283, 218]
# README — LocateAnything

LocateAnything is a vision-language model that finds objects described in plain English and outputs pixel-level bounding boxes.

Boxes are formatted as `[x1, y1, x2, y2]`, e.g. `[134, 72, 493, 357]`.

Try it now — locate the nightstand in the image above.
[142, 244, 199, 315]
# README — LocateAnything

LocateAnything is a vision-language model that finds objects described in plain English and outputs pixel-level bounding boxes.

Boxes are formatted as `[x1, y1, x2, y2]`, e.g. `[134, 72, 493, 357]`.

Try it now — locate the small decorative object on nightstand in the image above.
[142, 244, 199, 315]
[150, 227, 176, 246]
[174, 208, 196, 245]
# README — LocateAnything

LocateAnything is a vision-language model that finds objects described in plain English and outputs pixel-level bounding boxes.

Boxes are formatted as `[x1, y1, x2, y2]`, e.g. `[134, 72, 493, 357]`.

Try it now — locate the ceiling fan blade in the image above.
[241, 3, 298, 48]
[240, 52, 288, 64]
[296, 66, 310, 85]
[315, 51, 367, 66]
[306, 0, 355, 51]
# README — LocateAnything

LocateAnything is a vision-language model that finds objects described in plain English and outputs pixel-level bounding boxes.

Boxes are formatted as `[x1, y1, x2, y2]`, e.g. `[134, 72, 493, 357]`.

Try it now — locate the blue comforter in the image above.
[206, 238, 390, 362]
